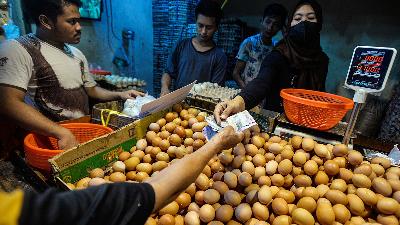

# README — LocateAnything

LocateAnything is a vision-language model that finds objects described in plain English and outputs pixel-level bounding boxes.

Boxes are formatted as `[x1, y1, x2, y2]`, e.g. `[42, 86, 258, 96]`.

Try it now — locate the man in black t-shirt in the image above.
[160, 0, 227, 96]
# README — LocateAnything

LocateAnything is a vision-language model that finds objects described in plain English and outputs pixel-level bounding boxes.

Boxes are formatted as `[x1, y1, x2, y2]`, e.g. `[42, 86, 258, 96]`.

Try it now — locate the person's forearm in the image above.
[161, 73, 171, 92]
[86, 86, 121, 101]
[0, 97, 69, 139]
[233, 72, 245, 89]
[146, 141, 219, 211]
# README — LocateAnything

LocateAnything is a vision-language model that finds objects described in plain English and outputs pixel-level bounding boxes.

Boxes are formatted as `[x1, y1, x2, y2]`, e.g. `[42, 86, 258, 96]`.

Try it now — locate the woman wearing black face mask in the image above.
[214, 0, 329, 124]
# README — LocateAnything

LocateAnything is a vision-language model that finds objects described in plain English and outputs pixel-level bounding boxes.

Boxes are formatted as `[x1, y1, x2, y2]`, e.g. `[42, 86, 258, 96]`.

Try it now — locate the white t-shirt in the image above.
[0, 34, 96, 120]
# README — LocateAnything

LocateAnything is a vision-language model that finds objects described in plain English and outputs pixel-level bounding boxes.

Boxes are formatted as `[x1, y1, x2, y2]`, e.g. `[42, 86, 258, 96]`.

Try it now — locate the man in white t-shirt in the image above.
[0, 0, 143, 150]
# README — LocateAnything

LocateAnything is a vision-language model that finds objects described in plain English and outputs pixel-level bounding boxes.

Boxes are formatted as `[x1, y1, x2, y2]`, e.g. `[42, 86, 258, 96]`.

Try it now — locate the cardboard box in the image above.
[49, 82, 196, 187]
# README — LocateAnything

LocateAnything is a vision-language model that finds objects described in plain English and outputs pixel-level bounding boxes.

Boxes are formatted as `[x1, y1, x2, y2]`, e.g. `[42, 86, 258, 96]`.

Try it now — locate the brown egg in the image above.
[330, 179, 347, 192]
[148, 122, 160, 132]
[242, 161, 255, 176]
[185, 183, 196, 197]
[196, 173, 209, 190]
[109, 172, 126, 182]
[297, 197, 317, 213]
[333, 157, 347, 168]
[224, 172, 238, 189]
[278, 159, 293, 176]
[135, 172, 149, 182]
[238, 172, 252, 187]
[252, 136, 266, 149]
[302, 187, 319, 200]
[348, 150, 363, 166]
[301, 138, 314, 151]
[224, 190, 241, 207]
[325, 190, 348, 205]
[185, 211, 200, 225]
[316, 202, 335, 225]
[293, 151, 307, 166]
[216, 205, 234, 222]
[354, 164, 373, 176]
[158, 214, 175, 225]
[314, 171, 329, 185]
[332, 204, 351, 224]
[159, 201, 179, 216]
[332, 144, 348, 156]
[339, 168, 353, 183]
[234, 203, 252, 223]
[373, 177, 393, 196]
[213, 181, 229, 195]
[377, 197, 399, 214]
[348, 194, 365, 216]
[89, 168, 105, 178]
[257, 185, 272, 204]
[269, 136, 281, 143]
[271, 174, 285, 187]
[271, 198, 288, 215]
[275, 190, 295, 203]
[204, 189, 220, 205]
[371, 157, 392, 169]
[252, 154, 266, 167]
[356, 188, 378, 206]
[294, 175, 312, 187]
[324, 160, 339, 176]
[252, 202, 269, 221]
[136, 138, 148, 150]
[118, 151, 131, 162]
[265, 160, 278, 175]
[126, 171, 136, 180]
[303, 160, 318, 176]
[269, 143, 283, 154]
[199, 204, 215, 223]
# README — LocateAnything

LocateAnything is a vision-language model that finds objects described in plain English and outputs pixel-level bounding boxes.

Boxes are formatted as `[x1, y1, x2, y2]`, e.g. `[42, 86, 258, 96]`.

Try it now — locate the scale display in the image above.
[345, 46, 397, 92]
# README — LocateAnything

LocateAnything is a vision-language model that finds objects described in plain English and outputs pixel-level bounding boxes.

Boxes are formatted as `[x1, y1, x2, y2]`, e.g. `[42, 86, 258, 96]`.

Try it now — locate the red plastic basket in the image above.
[280, 89, 354, 130]
[24, 123, 113, 171]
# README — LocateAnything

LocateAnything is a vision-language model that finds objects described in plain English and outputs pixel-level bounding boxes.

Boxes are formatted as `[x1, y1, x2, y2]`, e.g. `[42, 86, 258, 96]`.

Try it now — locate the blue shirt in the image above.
[166, 38, 227, 90]
[236, 34, 275, 84]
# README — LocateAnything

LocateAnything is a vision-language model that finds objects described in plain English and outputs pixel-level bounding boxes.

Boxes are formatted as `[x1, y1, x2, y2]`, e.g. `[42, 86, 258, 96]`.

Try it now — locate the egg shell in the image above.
[272, 198, 288, 215]
[185, 211, 200, 225]
[199, 204, 215, 223]
[372, 177, 393, 196]
[332, 204, 351, 224]
[216, 205, 234, 222]
[377, 197, 399, 215]
[252, 202, 269, 221]
[297, 197, 317, 213]
[203, 189, 220, 205]
[348, 194, 365, 216]
[234, 203, 252, 223]
[89, 168, 105, 178]
[356, 188, 378, 206]
[325, 189, 348, 205]
[292, 208, 314, 225]
[109, 172, 126, 182]
[316, 202, 335, 225]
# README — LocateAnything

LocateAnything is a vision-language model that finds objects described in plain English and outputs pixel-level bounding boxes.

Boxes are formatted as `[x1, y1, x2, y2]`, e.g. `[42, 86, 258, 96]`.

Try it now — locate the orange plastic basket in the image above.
[280, 89, 354, 130]
[24, 123, 113, 172]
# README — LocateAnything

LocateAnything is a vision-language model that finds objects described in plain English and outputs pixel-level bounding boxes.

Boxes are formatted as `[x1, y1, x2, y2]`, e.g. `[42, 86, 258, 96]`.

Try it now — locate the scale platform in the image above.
[273, 114, 356, 146]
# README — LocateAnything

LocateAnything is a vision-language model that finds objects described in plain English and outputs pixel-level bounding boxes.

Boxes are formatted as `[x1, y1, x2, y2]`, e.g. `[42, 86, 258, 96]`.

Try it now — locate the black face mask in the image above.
[287, 21, 320, 49]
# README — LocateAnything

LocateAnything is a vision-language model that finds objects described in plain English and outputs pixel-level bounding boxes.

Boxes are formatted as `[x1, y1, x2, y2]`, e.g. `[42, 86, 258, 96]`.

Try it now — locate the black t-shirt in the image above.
[19, 183, 155, 225]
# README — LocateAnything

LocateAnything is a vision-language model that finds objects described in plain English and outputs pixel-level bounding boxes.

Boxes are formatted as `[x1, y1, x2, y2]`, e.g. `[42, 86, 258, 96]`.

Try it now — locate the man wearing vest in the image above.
[0, 0, 143, 150]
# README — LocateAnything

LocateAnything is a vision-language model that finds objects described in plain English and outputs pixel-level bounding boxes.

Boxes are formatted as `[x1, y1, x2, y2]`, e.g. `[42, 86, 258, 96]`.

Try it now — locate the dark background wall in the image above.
[223, 0, 400, 99]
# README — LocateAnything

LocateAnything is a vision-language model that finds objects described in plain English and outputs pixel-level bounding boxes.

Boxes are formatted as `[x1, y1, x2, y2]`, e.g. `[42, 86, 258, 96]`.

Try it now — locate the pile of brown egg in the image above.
[71, 103, 400, 225]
